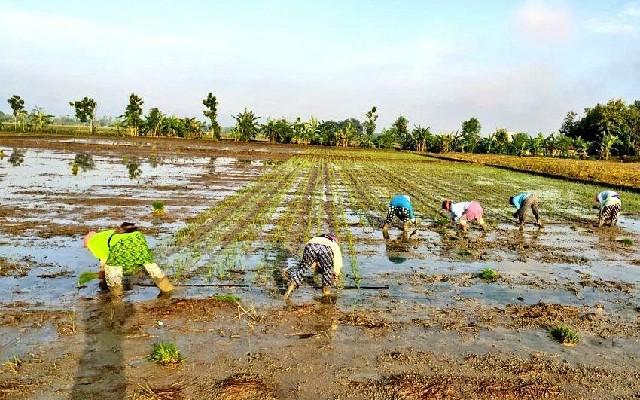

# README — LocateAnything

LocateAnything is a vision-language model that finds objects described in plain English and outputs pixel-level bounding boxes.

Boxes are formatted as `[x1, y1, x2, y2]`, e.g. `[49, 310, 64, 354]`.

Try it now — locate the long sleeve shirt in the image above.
[86, 229, 116, 262]
[389, 194, 415, 219]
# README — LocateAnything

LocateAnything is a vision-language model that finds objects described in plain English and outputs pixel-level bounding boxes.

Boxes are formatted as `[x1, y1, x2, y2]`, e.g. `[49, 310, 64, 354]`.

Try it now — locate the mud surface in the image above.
[1, 136, 639, 399]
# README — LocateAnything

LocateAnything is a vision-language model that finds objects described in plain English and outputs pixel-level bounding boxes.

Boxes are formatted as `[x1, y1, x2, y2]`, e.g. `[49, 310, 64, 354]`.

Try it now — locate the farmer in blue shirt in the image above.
[382, 194, 416, 238]
[509, 193, 542, 230]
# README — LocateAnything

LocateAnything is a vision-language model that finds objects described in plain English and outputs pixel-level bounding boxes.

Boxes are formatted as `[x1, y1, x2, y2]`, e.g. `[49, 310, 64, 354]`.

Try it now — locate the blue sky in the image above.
[1, 0, 639, 134]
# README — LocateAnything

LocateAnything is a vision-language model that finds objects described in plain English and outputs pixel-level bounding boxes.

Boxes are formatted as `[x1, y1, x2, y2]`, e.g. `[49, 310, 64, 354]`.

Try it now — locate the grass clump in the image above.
[78, 271, 98, 285]
[616, 238, 633, 246]
[211, 293, 240, 303]
[147, 341, 184, 365]
[549, 325, 579, 346]
[477, 268, 499, 281]
[151, 200, 165, 214]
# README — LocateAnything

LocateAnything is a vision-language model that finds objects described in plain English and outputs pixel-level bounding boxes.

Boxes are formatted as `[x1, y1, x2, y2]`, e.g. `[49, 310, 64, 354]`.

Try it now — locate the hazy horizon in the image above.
[2, 0, 639, 135]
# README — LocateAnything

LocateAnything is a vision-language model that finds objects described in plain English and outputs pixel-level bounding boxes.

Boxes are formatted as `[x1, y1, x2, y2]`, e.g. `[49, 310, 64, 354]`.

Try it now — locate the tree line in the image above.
[3, 94, 639, 159]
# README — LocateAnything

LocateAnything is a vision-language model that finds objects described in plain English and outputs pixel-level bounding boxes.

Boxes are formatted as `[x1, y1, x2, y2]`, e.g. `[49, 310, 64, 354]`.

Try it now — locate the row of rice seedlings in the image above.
[326, 161, 361, 286]
[333, 161, 383, 235]
[193, 159, 308, 281]
[159, 158, 305, 279]
[271, 157, 318, 247]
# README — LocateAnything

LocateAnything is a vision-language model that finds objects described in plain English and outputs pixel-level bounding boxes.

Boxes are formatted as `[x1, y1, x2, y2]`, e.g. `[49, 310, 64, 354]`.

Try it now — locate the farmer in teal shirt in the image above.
[509, 192, 542, 230]
[382, 194, 416, 238]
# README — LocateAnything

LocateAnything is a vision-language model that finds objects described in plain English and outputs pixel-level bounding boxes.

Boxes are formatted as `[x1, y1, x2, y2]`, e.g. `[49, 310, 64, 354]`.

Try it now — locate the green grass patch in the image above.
[549, 325, 579, 346]
[147, 341, 184, 365]
[616, 238, 634, 246]
[211, 293, 240, 303]
[78, 271, 98, 285]
[477, 268, 499, 281]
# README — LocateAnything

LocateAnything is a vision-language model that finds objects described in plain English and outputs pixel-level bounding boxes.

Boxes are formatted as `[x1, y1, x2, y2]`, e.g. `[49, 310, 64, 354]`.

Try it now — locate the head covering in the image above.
[83, 231, 96, 248]
[323, 232, 338, 243]
[118, 222, 138, 233]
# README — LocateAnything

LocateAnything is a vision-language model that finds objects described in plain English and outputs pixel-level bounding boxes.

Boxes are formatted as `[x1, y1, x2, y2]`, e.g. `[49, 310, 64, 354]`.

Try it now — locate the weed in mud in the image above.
[147, 341, 184, 365]
[549, 325, 579, 346]
[212, 293, 240, 303]
[78, 271, 98, 285]
[152, 200, 165, 214]
[132, 382, 182, 400]
[616, 238, 634, 246]
[71, 163, 79, 175]
[4, 355, 22, 373]
[478, 268, 499, 281]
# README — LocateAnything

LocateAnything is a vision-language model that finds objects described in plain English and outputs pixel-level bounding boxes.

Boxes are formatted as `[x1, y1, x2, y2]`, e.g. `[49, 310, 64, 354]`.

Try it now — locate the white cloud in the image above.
[515, 0, 574, 41]
[585, 2, 640, 35]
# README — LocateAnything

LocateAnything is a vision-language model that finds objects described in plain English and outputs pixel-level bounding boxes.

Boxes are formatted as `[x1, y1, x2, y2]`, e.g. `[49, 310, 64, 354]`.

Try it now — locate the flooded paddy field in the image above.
[1, 136, 639, 399]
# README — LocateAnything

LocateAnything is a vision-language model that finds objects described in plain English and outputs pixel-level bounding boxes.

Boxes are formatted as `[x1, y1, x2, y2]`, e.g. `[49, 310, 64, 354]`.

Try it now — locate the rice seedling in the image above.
[71, 163, 79, 175]
[147, 341, 184, 365]
[78, 271, 98, 285]
[211, 293, 240, 303]
[4, 355, 22, 372]
[549, 325, 579, 346]
[477, 268, 499, 281]
[151, 200, 165, 214]
[616, 238, 633, 246]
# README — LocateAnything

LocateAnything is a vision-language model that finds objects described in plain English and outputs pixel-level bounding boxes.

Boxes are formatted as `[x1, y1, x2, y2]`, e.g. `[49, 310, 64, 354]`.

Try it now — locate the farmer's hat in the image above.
[83, 231, 96, 248]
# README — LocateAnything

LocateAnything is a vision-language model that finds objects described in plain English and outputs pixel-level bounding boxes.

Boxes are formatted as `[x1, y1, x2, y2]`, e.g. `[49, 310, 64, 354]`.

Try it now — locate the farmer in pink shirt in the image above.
[442, 199, 487, 232]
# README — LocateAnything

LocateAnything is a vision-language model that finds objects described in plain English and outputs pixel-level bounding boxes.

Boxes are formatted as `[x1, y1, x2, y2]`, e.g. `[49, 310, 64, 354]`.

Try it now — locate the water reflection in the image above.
[74, 153, 96, 171]
[124, 157, 142, 179]
[8, 148, 25, 166]
[386, 231, 411, 264]
[148, 154, 162, 168]
[207, 157, 217, 173]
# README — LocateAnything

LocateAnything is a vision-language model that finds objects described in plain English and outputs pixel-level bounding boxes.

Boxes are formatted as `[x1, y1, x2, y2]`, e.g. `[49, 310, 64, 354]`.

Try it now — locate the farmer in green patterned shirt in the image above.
[84, 222, 174, 297]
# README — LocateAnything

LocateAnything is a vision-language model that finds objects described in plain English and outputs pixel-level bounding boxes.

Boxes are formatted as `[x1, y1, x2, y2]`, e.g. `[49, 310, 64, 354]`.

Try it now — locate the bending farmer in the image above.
[85, 222, 174, 296]
[284, 233, 342, 299]
[595, 190, 621, 227]
[382, 194, 416, 238]
[84, 228, 116, 286]
[442, 199, 487, 232]
[509, 193, 542, 230]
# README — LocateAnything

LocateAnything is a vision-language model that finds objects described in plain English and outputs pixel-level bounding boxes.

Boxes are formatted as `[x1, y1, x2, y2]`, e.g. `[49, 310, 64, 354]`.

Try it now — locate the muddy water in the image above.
[0, 145, 268, 307]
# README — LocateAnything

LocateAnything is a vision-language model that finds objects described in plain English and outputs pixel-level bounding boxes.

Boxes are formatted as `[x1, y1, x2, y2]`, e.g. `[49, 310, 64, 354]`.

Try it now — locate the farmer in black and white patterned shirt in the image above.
[284, 233, 343, 299]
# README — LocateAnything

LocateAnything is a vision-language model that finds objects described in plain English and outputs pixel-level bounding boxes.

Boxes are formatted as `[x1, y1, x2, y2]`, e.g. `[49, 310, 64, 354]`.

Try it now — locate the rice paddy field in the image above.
[1, 135, 639, 399]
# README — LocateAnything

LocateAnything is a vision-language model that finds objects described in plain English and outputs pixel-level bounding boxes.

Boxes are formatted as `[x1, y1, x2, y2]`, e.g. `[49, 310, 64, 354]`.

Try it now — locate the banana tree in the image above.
[599, 133, 620, 160]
